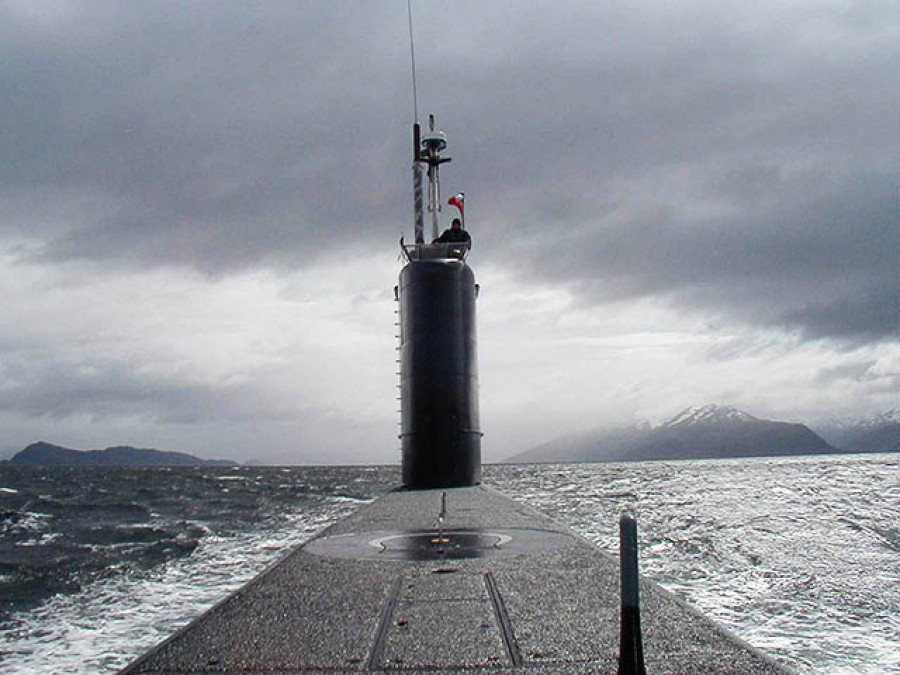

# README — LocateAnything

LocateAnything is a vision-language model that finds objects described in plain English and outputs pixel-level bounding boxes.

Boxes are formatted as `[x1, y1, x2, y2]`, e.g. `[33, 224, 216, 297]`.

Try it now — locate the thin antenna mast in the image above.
[407, 0, 419, 124]
[406, 4, 450, 245]
[406, 0, 425, 245]
[408, 0, 425, 243]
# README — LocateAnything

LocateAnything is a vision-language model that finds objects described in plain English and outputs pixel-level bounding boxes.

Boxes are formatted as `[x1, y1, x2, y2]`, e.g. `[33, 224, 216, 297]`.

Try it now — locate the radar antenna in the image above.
[406, 116, 465, 262]
[418, 114, 452, 241]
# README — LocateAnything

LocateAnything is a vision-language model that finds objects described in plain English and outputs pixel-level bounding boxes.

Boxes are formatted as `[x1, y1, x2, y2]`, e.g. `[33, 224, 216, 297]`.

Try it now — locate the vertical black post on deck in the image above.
[398, 258, 481, 488]
[618, 510, 646, 675]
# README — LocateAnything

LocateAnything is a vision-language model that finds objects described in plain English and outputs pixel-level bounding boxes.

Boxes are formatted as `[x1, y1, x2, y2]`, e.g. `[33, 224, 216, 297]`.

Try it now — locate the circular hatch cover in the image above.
[303, 528, 573, 561]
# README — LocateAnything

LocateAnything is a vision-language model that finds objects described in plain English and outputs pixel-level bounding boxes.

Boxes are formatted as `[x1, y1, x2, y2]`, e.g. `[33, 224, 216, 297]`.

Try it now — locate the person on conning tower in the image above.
[434, 218, 471, 246]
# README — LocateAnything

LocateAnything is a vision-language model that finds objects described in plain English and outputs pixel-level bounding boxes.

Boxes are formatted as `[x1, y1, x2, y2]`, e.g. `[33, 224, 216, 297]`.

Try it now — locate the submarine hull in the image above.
[121, 485, 792, 674]
[398, 259, 481, 488]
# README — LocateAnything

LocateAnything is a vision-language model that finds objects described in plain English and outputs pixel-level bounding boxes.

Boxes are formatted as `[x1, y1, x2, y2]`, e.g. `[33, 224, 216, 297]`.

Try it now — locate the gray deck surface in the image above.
[123, 485, 791, 674]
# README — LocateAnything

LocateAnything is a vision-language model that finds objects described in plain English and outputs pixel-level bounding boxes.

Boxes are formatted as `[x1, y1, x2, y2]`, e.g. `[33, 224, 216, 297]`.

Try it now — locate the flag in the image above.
[448, 192, 464, 215]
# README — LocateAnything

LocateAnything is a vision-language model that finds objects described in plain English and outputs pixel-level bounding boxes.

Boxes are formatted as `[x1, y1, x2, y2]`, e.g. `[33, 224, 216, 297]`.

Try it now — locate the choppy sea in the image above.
[1, 454, 898, 674]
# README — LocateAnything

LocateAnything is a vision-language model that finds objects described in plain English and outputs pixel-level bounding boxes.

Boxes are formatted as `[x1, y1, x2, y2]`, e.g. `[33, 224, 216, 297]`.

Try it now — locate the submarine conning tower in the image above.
[397, 115, 482, 489]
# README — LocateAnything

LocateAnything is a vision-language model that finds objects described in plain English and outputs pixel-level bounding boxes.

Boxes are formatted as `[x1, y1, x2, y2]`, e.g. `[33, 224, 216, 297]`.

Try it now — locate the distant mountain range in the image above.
[4, 442, 236, 467]
[811, 409, 900, 454]
[5, 406, 896, 467]
[505, 404, 899, 464]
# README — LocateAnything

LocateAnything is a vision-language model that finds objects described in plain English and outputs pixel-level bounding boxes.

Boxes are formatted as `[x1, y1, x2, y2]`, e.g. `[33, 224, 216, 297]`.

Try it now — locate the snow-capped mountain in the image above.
[506, 404, 837, 463]
[811, 409, 900, 452]
[821, 409, 900, 428]
[631, 404, 834, 461]
[856, 409, 900, 427]
[661, 404, 758, 428]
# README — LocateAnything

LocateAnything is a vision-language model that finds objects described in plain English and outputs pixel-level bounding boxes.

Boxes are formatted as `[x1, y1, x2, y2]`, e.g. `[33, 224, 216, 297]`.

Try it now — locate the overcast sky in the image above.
[1, 1, 897, 464]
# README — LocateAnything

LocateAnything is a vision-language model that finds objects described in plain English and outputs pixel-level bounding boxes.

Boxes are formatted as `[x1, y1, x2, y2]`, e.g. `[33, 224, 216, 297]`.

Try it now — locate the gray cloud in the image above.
[1, 2, 897, 461]
[4, 3, 895, 326]
[2, 2, 413, 271]
[814, 360, 878, 385]
[517, 172, 897, 344]
[0, 351, 297, 425]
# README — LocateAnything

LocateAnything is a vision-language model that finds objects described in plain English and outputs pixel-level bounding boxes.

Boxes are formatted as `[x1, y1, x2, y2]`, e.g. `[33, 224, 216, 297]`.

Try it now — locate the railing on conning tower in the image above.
[400, 241, 470, 263]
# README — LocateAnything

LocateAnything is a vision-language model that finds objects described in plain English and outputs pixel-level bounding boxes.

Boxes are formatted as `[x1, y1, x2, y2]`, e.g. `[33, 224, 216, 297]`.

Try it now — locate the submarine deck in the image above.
[123, 484, 790, 674]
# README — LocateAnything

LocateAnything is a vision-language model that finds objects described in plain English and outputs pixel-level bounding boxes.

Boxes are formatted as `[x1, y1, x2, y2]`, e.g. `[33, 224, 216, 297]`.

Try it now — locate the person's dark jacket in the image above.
[434, 228, 471, 245]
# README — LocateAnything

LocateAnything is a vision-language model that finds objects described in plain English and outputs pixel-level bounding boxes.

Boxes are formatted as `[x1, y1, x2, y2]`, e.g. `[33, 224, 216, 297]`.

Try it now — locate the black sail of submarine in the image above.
[398, 116, 482, 488]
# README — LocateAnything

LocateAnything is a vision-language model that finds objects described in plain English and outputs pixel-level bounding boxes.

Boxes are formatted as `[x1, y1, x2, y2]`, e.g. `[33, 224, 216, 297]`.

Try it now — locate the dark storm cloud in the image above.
[2, 2, 413, 271]
[523, 172, 898, 343]
[2, 1, 897, 343]
[447, 3, 900, 347]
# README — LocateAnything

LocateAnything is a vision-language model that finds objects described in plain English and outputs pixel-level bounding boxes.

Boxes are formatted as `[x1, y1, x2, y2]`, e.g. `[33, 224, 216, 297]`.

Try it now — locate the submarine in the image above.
[121, 118, 792, 674]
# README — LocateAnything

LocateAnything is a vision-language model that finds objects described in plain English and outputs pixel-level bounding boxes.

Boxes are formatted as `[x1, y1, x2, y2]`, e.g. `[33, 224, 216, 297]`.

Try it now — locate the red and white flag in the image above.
[448, 192, 465, 215]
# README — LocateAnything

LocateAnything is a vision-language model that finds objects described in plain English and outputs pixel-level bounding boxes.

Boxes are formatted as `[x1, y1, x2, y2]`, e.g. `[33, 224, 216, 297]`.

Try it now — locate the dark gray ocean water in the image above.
[1, 454, 897, 674]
